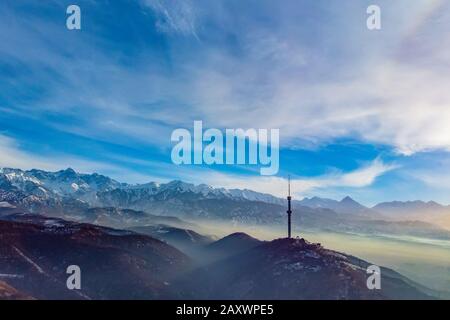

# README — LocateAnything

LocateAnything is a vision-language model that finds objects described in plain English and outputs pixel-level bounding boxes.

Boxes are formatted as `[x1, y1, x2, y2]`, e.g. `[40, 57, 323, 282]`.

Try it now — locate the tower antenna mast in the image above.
[287, 175, 292, 238]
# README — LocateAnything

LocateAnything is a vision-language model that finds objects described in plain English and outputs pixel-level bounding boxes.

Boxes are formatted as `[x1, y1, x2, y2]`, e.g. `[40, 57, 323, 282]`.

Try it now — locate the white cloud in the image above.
[0, 134, 157, 183]
[203, 159, 397, 198]
[0, 133, 398, 198]
[338, 159, 399, 187]
[0, 135, 60, 171]
[132, 1, 450, 156]
[2, 0, 449, 175]
[185, 41, 450, 156]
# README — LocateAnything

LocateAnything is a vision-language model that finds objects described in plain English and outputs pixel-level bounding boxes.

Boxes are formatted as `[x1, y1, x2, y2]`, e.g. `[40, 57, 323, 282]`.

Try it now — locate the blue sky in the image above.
[0, 0, 449, 205]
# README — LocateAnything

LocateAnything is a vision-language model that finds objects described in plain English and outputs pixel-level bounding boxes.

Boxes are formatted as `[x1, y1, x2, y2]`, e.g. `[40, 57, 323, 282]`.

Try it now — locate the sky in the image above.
[0, 0, 449, 206]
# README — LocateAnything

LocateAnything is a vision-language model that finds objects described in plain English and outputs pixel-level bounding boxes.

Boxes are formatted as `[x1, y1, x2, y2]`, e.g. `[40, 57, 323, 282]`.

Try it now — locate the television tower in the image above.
[287, 175, 292, 238]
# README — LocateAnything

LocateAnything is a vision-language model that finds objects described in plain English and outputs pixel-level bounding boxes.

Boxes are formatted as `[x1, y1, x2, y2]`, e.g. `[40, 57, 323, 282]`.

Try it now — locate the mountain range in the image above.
[1, 167, 450, 237]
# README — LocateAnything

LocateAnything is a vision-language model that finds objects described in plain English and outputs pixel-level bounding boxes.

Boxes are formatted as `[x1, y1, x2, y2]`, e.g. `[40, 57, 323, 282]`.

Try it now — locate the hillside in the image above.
[178, 237, 434, 300]
[0, 214, 191, 299]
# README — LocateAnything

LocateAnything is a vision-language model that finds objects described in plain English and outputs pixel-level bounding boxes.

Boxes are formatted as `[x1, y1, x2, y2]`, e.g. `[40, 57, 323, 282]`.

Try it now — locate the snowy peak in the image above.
[1, 167, 377, 218]
[55, 168, 78, 181]
[7, 167, 448, 222]
[158, 180, 224, 196]
[0, 167, 121, 200]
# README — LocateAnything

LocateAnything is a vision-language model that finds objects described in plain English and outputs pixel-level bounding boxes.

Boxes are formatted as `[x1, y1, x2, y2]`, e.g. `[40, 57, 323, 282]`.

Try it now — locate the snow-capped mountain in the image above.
[0, 168, 288, 214]
[0, 168, 288, 224]
[2, 167, 450, 236]
[0, 167, 123, 202]
[0, 168, 280, 204]
[0, 167, 373, 211]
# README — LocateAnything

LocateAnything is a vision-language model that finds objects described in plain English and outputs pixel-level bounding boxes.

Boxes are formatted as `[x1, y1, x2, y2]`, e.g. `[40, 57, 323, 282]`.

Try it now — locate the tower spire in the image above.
[287, 175, 292, 239]
[288, 175, 291, 196]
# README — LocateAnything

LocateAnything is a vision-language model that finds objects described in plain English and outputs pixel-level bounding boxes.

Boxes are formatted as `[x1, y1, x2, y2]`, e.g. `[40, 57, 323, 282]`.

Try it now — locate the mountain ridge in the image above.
[2, 167, 449, 212]
[2, 167, 450, 232]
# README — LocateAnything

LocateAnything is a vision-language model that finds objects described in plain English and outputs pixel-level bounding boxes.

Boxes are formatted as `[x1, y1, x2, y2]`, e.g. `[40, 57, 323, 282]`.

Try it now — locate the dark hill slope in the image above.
[178, 237, 433, 300]
[0, 214, 190, 299]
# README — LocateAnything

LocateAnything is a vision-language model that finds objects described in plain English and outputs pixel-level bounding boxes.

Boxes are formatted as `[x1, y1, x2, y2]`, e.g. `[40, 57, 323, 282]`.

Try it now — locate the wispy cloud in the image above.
[2, 1, 449, 155]
[202, 158, 398, 198]
[129, 1, 450, 156]
[0, 134, 157, 183]
[0, 135, 60, 172]
[141, 0, 199, 39]
[0, 0, 449, 204]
